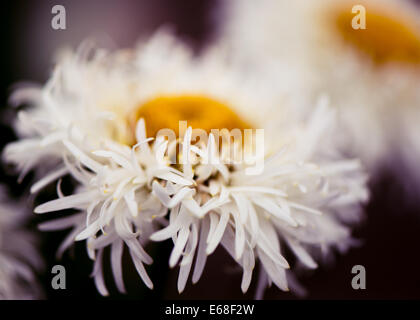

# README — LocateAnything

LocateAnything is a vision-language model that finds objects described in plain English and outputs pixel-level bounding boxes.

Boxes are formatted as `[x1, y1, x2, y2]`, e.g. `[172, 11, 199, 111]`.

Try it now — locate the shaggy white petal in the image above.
[222, 0, 420, 189]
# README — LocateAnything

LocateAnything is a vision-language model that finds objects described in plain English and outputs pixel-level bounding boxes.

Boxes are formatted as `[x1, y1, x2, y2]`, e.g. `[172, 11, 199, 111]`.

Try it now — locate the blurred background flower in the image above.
[1, 0, 420, 300]
[221, 0, 420, 191]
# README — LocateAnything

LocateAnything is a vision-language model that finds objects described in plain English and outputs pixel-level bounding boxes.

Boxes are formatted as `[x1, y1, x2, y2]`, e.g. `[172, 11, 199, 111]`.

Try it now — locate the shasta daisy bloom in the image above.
[147, 99, 368, 294]
[4, 31, 368, 296]
[222, 0, 420, 186]
[0, 188, 42, 299]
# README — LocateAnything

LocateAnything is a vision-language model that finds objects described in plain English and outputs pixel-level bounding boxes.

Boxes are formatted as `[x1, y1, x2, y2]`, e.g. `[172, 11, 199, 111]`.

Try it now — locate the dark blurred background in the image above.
[1, 0, 420, 300]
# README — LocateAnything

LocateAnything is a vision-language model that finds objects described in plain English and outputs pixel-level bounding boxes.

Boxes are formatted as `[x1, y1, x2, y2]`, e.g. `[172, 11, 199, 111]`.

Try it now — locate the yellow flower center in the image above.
[132, 95, 252, 138]
[333, 3, 420, 65]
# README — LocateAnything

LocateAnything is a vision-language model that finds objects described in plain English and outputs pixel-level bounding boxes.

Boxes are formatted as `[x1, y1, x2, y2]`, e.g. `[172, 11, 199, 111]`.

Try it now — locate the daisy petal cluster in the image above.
[34, 131, 189, 294]
[4, 31, 368, 296]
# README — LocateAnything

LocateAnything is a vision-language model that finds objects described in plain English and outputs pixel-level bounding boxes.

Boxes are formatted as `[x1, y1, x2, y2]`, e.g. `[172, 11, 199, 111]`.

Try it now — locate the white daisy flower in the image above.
[0, 187, 42, 299]
[222, 0, 420, 184]
[4, 30, 368, 296]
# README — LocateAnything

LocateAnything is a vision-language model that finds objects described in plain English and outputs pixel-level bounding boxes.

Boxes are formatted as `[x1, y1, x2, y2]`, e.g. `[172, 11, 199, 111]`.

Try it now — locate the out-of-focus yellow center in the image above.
[333, 4, 420, 65]
[132, 95, 252, 138]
